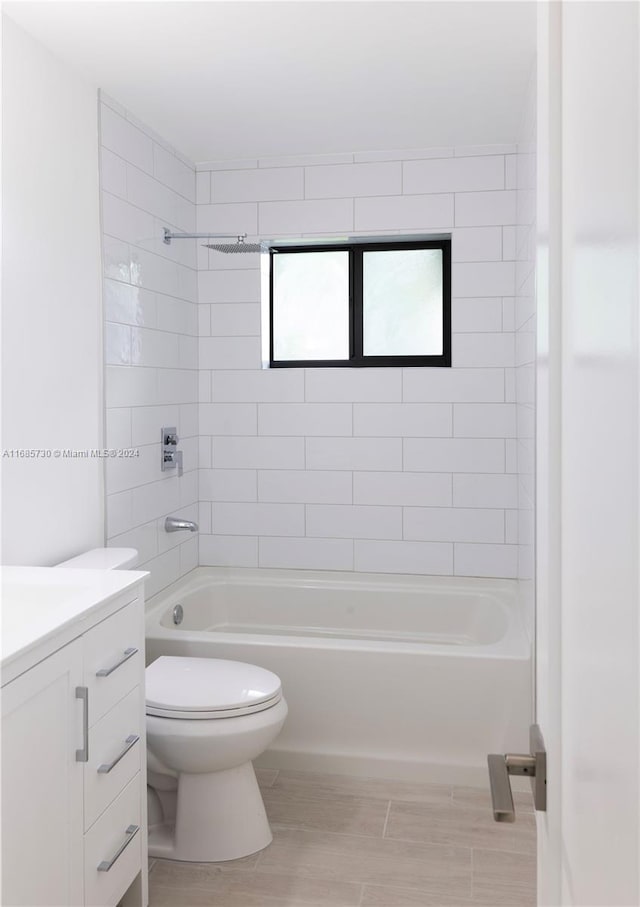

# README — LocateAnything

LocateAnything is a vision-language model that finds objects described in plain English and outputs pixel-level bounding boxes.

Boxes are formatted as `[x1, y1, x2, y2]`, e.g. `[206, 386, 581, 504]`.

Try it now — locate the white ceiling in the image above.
[5, 1, 536, 164]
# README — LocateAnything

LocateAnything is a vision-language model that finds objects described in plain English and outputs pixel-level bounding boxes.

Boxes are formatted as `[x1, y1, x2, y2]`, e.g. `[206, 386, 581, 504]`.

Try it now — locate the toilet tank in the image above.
[55, 547, 138, 569]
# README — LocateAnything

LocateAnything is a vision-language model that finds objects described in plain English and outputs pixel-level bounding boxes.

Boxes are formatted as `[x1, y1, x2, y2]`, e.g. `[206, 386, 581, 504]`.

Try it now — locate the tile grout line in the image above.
[267, 821, 406, 846]
[253, 846, 265, 871]
[381, 800, 392, 838]
[470, 847, 476, 900]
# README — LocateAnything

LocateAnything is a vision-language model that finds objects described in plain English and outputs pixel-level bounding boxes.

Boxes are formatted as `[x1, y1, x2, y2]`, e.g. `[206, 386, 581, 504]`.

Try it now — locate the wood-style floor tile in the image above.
[452, 784, 535, 813]
[361, 883, 475, 906]
[262, 786, 388, 837]
[256, 768, 279, 789]
[257, 826, 472, 900]
[471, 846, 536, 905]
[150, 854, 259, 891]
[385, 799, 535, 854]
[271, 770, 453, 805]
[147, 771, 537, 907]
[149, 886, 299, 907]
[149, 868, 362, 907]
[149, 886, 218, 906]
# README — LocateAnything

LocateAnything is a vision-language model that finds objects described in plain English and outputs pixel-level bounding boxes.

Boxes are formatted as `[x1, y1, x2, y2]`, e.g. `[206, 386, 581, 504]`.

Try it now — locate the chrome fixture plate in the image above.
[161, 426, 183, 477]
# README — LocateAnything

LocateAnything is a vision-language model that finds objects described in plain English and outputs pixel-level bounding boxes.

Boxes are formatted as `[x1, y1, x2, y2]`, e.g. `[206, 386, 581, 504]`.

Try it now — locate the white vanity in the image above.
[1, 565, 148, 907]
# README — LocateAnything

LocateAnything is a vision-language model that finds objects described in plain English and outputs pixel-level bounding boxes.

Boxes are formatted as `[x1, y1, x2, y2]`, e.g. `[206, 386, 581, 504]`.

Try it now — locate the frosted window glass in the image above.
[363, 249, 443, 356]
[273, 251, 349, 361]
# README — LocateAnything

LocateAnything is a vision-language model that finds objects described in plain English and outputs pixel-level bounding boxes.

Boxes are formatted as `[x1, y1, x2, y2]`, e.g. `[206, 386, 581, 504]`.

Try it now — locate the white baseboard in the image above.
[255, 746, 519, 789]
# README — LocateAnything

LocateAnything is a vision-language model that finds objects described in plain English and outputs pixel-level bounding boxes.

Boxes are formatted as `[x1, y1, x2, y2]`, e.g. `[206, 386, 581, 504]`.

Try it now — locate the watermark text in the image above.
[2, 448, 140, 459]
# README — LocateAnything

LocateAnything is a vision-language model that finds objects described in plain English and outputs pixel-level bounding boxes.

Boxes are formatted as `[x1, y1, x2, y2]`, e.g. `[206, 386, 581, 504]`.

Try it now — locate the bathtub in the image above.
[145, 567, 532, 786]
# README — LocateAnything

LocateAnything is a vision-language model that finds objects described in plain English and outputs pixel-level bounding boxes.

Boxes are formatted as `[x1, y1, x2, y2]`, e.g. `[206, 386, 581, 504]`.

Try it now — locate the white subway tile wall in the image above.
[198, 144, 520, 577]
[101, 101, 526, 583]
[100, 94, 198, 595]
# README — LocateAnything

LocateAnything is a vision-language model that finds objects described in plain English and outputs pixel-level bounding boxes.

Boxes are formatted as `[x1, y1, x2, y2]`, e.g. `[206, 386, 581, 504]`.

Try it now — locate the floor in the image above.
[148, 768, 536, 907]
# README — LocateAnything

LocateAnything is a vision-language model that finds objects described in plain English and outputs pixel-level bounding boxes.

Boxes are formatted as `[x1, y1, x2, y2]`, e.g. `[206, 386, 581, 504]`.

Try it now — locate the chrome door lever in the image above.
[488, 724, 546, 822]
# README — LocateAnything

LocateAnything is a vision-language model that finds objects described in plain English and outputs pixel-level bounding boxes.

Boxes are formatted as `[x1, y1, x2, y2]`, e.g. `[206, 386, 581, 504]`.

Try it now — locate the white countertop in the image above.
[1, 566, 147, 684]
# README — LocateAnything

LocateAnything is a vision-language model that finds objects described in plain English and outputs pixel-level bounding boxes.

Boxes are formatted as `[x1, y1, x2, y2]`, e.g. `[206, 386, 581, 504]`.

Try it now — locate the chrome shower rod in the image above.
[163, 228, 247, 245]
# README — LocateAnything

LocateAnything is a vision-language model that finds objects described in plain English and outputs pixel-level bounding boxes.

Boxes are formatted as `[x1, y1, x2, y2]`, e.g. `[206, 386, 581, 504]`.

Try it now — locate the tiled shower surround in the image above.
[101, 94, 528, 589]
[197, 147, 520, 577]
[100, 94, 199, 597]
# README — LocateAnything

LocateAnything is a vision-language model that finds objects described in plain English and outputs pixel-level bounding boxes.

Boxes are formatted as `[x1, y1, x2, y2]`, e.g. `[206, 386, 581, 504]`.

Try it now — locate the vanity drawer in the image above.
[84, 773, 141, 907]
[83, 600, 143, 725]
[85, 686, 142, 831]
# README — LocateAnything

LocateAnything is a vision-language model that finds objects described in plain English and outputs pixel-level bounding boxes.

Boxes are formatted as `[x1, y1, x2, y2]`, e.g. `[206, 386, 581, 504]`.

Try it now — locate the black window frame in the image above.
[268, 238, 451, 368]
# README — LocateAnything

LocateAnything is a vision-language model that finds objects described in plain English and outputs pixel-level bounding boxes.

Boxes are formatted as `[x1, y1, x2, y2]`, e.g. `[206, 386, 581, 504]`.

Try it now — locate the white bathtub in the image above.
[145, 567, 532, 786]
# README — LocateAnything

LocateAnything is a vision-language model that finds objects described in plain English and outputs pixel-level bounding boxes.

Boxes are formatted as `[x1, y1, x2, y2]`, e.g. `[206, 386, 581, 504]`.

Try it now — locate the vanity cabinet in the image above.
[2, 637, 85, 906]
[1, 587, 147, 907]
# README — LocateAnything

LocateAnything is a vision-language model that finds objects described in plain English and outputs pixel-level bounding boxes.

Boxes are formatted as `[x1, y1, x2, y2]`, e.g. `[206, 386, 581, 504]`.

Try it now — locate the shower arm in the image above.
[163, 228, 248, 245]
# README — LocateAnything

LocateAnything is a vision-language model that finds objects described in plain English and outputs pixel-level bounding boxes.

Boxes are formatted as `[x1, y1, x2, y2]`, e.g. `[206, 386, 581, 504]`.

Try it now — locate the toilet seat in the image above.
[145, 656, 282, 720]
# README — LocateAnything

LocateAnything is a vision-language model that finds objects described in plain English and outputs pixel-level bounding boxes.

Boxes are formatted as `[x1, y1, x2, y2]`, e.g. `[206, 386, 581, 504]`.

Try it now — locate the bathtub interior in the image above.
[154, 569, 516, 648]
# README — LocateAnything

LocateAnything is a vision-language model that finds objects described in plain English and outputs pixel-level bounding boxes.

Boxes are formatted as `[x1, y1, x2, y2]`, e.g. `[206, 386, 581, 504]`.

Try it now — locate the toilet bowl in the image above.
[145, 655, 287, 863]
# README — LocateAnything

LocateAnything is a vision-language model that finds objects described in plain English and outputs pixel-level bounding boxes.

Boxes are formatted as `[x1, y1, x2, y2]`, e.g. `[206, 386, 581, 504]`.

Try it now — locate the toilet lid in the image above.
[145, 656, 282, 716]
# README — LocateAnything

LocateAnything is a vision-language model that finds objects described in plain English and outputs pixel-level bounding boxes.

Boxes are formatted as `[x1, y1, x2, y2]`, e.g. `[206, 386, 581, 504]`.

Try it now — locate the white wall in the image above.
[0, 13, 531, 588]
[197, 146, 520, 577]
[559, 3, 639, 901]
[100, 95, 199, 598]
[536, 3, 640, 904]
[516, 65, 537, 637]
[1, 15, 104, 566]
[535, 5, 562, 900]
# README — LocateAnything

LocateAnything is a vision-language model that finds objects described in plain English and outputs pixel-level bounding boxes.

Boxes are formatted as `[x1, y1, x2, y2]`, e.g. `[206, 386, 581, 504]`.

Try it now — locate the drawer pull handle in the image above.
[97, 824, 140, 872]
[96, 647, 138, 677]
[75, 687, 89, 763]
[97, 735, 140, 774]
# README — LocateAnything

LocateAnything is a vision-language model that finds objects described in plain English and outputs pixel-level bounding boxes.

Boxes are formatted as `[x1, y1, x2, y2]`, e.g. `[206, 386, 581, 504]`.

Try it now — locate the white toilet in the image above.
[145, 655, 288, 863]
[56, 547, 288, 864]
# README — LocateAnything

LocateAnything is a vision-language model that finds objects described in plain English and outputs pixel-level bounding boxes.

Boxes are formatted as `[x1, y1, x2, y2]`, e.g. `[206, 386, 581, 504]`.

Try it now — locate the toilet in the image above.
[56, 547, 288, 864]
[145, 655, 287, 862]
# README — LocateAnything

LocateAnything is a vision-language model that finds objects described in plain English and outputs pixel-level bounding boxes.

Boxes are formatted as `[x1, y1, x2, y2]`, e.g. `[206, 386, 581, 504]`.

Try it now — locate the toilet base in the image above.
[148, 761, 273, 862]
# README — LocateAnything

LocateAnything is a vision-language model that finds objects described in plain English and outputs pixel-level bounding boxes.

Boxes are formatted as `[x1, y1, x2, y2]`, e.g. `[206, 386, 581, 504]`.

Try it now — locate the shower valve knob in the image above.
[161, 426, 183, 476]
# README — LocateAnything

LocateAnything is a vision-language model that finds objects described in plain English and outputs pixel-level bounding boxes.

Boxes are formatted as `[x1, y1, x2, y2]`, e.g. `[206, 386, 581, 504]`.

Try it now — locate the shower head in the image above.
[204, 236, 263, 254]
[162, 227, 263, 253]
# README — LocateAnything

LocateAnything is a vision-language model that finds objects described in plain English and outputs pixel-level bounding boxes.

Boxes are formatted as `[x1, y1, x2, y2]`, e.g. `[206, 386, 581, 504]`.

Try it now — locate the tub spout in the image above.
[165, 516, 199, 533]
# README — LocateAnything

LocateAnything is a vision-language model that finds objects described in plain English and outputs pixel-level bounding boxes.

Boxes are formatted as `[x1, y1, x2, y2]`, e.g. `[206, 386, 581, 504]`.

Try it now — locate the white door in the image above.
[536, 2, 640, 904]
[1, 639, 85, 907]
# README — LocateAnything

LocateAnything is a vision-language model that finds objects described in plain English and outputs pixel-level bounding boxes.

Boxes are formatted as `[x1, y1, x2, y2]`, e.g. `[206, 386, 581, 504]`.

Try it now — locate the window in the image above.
[268, 239, 451, 368]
